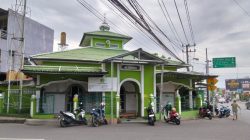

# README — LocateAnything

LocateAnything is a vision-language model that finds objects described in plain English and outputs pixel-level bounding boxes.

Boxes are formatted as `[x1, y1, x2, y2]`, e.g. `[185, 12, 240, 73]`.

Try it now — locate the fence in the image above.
[3, 89, 35, 114]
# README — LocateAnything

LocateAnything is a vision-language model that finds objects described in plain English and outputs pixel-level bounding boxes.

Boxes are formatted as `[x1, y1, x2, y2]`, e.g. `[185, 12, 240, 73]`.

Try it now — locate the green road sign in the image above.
[212, 57, 236, 68]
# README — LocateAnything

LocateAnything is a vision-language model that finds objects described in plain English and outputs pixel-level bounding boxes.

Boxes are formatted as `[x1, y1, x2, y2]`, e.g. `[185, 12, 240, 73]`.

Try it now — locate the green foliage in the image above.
[181, 110, 199, 120]
[32, 114, 56, 119]
[0, 113, 30, 118]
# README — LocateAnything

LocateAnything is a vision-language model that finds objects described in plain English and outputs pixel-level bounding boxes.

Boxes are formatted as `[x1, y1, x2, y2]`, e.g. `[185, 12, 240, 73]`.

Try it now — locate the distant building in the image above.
[0, 8, 54, 81]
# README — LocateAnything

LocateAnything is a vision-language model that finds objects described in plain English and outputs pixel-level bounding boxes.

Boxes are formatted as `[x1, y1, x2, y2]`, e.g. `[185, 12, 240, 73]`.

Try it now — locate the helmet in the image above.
[100, 102, 105, 106]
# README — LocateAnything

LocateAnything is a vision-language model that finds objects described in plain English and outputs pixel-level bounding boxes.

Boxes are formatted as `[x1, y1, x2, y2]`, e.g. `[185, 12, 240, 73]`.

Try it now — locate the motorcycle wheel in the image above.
[164, 116, 169, 123]
[104, 119, 108, 125]
[79, 116, 88, 125]
[175, 119, 180, 125]
[219, 114, 223, 118]
[60, 120, 67, 127]
[226, 114, 230, 117]
[83, 118, 88, 125]
[91, 116, 99, 127]
[148, 117, 155, 126]
[208, 115, 212, 120]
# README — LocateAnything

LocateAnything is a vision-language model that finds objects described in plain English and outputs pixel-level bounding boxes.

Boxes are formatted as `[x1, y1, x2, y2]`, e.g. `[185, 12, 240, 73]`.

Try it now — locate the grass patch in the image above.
[32, 114, 56, 119]
[181, 110, 199, 120]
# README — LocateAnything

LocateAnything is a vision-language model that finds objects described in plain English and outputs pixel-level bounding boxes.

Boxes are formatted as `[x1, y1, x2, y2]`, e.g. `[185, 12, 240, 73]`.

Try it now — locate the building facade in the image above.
[19, 21, 213, 120]
[0, 8, 54, 81]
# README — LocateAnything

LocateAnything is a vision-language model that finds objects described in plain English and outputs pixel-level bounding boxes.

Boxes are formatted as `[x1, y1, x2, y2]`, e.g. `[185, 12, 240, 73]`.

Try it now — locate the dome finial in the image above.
[100, 13, 110, 31]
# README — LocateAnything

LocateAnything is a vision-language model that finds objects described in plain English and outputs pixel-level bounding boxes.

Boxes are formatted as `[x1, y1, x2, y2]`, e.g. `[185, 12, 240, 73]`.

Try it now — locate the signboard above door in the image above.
[88, 77, 117, 92]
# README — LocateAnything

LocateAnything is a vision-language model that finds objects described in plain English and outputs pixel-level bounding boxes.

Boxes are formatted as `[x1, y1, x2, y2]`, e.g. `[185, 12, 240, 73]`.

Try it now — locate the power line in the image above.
[232, 0, 250, 18]
[158, 0, 183, 48]
[173, 0, 189, 44]
[77, 0, 161, 54]
[160, 0, 184, 46]
[183, 0, 195, 44]
[100, 0, 162, 53]
[108, 0, 184, 62]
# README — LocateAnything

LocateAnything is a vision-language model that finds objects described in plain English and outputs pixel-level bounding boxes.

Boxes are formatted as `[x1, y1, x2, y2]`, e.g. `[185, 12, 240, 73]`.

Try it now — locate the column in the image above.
[189, 79, 193, 109]
[0, 93, 4, 113]
[116, 95, 120, 118]
[35, 88, 40, 113]
[73, 94, 79, 113]
[175, 90, 181, 115]
[30, 94, 36, 118]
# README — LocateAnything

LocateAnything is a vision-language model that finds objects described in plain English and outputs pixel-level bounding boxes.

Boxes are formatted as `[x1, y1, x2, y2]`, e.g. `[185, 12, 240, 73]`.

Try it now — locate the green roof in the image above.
[32, 47, 129, 62]
[23, 65, 106, 75]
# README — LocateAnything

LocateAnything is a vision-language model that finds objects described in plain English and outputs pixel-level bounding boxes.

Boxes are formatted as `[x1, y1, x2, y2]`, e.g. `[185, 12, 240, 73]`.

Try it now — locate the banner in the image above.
[225, 79, 250, 91]
[88, 77, 117, 92]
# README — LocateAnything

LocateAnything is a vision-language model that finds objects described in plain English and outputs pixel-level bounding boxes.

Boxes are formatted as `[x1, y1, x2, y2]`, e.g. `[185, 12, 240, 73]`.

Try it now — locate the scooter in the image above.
[58, 108, 88, 127]
[199, 107, 212, 120]
[163, 108, 181, 125]
[146, 106, 156, 126]
[90, 102, 108, 127]
[219, 105, 231, 118]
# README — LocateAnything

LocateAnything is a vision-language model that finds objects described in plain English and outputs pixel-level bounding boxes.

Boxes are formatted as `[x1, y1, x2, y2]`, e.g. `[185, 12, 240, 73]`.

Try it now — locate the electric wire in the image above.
[183, 0, 195, 44]
[160, 0, 184, 46]
[232, 0, 250, 18]
[173, 0, 189, 44]
[108, 0, 183, 61]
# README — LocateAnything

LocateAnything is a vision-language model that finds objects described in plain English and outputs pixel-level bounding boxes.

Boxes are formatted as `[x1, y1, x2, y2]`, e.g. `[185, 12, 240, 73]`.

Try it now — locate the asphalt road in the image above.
[0, 101, 249, 140]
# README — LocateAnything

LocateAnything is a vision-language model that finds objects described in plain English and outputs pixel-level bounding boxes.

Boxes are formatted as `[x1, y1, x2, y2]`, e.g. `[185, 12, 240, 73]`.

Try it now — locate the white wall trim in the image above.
[119, 78, 141, 92]
[153, 65, 156, 112]
[119, 78, 142, 116]
[141, 65, 144, 117]
[116, 63, 120, 118]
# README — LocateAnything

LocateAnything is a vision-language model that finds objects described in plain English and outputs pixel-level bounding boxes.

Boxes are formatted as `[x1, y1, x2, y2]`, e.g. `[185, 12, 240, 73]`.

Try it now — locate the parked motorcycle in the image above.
[90, 102, 108, 127]
[199, 107, 212, 120]
[146, 106, 156, 126]
[58, 108, 88, 127]
[219, 106, 231, 118]
[164, 108, 180, 125]
[204, 101, 219, 116]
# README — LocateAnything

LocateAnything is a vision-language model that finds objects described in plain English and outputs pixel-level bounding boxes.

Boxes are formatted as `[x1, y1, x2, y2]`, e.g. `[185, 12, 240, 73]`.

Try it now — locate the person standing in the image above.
[231, 100, 241, 120]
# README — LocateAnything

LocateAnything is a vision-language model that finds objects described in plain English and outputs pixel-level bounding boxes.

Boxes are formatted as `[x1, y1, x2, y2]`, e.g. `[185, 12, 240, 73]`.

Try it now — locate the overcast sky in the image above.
[1, 0, 250, 88]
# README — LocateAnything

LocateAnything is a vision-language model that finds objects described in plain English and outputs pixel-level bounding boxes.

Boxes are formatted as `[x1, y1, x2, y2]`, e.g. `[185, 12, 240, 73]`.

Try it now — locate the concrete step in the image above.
[0, 117, 26, 123]
[25, 119, 58, 126]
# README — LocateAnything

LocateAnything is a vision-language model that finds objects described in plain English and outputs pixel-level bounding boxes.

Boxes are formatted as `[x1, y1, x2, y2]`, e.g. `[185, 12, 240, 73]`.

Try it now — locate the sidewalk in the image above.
[0, 116, 58, 126]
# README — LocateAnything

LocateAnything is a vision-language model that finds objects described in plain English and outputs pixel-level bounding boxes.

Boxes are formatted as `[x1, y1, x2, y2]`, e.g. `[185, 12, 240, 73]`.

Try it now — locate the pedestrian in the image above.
[231, 100, 241, 120]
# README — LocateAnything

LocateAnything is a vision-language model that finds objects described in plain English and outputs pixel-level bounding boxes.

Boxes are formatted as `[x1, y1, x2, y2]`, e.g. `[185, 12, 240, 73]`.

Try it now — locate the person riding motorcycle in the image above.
[164, 102, 172, 118]
[169, 107, 177, 119]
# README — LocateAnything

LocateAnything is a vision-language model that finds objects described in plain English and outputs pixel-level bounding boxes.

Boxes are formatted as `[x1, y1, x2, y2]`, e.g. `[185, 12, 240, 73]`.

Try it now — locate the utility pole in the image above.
[205, 48, 210, 104]
[184, 44, 196, 71]
[19, 0, 27, 112]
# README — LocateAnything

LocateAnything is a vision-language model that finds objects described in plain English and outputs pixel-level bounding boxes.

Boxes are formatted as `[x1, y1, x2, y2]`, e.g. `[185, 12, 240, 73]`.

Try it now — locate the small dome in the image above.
[99, 16, 110, 31]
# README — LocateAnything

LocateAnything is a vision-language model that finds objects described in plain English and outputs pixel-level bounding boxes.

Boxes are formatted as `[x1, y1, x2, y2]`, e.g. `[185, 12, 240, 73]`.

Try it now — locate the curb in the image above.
[0, 117, 26, 123]
[24, 119, 58, 126]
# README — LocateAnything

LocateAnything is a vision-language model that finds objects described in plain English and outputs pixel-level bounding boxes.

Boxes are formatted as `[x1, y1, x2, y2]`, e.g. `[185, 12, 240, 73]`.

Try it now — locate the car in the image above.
[246, 100, 250, 110]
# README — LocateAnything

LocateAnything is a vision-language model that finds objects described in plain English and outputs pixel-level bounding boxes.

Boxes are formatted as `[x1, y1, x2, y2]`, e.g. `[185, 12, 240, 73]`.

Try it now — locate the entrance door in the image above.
[120, 81, 140, 118]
